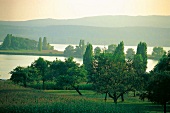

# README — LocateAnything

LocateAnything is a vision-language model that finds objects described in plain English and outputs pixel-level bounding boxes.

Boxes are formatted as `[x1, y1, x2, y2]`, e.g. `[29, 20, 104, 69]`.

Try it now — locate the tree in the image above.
[143, 52, 170, 113]
[74, 40, 86, 58]
[132, 43, 147, 96]
[113, 41, 126, 101]
[136, 42, 147, 72]
[146, 72, 170, 113]
[42, 37, 47, 50]
[10, 66, 37, 87]
[94, 47, 101, 56]
[50, 57, 87, 95]
[64, 45, 75, 57]
[92, 53, 134, 104]
[114, 41, 125, 63]
[83, 43, 93, 82]
[132, 54, 145, 96]
[31, 57, 49, 90]
[152, 47, 165, 60]
[64, 40, 86, 58]
[106, 44, 117, 53]
[38, 37, 42, 51]
[126, 48, 135, 59]
[133, 54, 145, 75]
[79, 40, 86, 57]
[1, 34, 12, 49]
[0, 34, 37, 50]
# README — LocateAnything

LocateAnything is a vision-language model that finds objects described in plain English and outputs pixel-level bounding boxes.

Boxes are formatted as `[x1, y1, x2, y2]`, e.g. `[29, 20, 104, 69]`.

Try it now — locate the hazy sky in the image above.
[0, 0, 170, 21]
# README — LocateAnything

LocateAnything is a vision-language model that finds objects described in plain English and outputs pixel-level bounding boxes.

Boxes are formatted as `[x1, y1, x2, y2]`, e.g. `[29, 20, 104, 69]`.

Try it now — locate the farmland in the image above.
[0, 80, 169, 113]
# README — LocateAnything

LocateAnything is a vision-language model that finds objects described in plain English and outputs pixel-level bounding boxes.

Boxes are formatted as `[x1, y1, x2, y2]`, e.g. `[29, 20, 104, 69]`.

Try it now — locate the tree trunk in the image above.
[23, 77, 27, 87]
[108, 92, 117, 104]
[113, 93, 117, 104]
[105, 93, 107, 102]
[121, 93, 124, 102]
[24, 81, 27, 87]
[73, 86, 82, 96]
[134, 90, 136, 97]
[43, 79, 45, 90]
[164, 102, 166, 113]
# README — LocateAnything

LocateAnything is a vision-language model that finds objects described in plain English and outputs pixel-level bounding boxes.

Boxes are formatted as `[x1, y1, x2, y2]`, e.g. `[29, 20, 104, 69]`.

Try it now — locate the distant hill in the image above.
[1, 15, 170, 28]
[0, 15, 170, 46]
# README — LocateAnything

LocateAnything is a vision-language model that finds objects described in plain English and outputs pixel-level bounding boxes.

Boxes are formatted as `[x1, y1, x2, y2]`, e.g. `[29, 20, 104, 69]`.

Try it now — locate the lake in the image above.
[0, 44, 170, 79]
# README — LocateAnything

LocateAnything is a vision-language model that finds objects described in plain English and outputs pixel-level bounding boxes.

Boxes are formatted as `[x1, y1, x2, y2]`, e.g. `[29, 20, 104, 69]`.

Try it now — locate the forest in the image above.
[7, 41, 170, 113]
[0, 34, 54, 51]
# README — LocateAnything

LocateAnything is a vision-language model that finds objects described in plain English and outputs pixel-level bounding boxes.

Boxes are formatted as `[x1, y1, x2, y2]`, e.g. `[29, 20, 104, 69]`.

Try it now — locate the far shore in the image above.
[0, 50, 64, 57]
[0, 50, 158, 60]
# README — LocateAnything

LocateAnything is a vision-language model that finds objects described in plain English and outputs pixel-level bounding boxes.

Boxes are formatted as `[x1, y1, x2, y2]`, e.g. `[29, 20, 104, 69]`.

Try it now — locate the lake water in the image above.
[0, 43, 170, 79]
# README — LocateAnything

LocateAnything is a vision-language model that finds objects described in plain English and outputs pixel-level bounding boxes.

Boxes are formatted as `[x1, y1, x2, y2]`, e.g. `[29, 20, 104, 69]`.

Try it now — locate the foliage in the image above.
[106, 44, 117, 53]
[50, 57, 87, 95]
[133, 54, 145, 75]
[10, 66, 38, 87]
[152, 47, 165, 60]
[94, 46, 101, 56]
[38, 37, 42, 51]
[136, 42, 147, 72]
[114, 41, 125, 62]
[64, 40, 86, 58]
[83, 43, 93, 82]
[31, 57, 50, 90]
[0, 34, 37, 50]
[143, 52, 170, 113]
[42, 37, 47, 50]
[92, 51, 135, 103]
[64, 45, 75, 57]
[126, 48, 135, 59]
[42, 37, 54, 50]
[154, 51, 170, 72]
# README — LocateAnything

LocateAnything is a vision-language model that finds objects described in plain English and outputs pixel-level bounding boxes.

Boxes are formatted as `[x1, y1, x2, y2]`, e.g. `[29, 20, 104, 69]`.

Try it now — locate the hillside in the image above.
[1, 15, 170, 28]
[0, 15, 170, 46]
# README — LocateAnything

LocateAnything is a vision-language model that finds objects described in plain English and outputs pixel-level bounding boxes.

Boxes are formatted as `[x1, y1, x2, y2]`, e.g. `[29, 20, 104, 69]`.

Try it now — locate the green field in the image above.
[0, 80, 169, 113]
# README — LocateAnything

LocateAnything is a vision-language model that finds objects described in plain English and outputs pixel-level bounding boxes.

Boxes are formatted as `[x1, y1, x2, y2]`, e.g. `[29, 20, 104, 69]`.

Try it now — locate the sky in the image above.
[0, 0, 170, 21]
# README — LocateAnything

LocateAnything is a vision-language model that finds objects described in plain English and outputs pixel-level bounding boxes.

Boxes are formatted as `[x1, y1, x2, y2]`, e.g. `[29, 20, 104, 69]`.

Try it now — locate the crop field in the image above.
[0, 80, 169, 113]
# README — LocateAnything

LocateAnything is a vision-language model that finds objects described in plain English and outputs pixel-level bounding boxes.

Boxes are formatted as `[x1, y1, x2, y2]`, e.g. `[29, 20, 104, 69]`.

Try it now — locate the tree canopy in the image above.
[83, 43, 93, 82]
[50, 57, 87, 95]
[64, 40, 86, 58]
[1, 34, 37, 50]
[152, 47, 165, 60]
[144, 52, 170, 113]
[126, 48, 135, 59]
[136, 42, 147, 72]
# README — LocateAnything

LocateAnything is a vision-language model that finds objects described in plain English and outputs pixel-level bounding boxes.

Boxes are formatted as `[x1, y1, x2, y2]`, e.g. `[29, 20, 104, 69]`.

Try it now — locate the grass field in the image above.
[0, 80, 169, 113]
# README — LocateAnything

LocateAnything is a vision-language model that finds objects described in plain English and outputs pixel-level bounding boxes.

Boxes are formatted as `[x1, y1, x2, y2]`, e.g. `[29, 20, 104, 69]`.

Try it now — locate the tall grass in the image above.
[0, 80, 169, 113]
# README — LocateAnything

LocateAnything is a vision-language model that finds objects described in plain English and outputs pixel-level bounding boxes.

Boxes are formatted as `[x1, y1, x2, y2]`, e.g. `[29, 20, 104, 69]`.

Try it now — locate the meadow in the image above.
[0, 80, 169, 113]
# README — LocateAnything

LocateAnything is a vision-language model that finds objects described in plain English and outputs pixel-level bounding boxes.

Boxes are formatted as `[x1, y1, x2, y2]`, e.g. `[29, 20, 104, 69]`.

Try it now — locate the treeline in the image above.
[38, 37, 54, 51]
[64, 40, 166, 60]
[0, 34, 54, 50]
[64, 40, 85, 58]
[0, 34, 37, 50]
[10, 41, 170, 112]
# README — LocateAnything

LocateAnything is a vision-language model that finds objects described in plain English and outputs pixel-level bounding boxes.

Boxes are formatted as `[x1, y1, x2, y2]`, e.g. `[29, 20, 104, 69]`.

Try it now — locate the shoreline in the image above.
[0, 50, 64, 57]
[0, 50, 158, 60]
